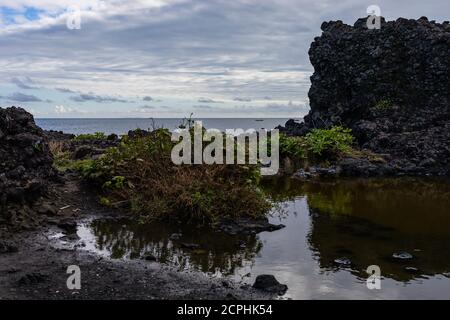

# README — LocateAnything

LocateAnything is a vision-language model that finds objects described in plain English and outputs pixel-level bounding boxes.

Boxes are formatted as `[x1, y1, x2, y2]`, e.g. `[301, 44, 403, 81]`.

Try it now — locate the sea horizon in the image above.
[35, 117, 299, 135]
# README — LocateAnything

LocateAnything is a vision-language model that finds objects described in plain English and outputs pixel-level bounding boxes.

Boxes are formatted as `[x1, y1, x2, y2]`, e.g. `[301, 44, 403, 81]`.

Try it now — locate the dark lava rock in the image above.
[127, 129, 151, 139]
[392, 252, 414, 260]
[0, 107, 55, 225]
[142, 253, 157, 261]
[57, 220, 78, 233]
[217, 217, 285, 235]
[252, 275, 288, 295]
[44, 130, 75, 142]
[279, 17, 450, 176]
[17, 272, 49, 285]
[0, 240, 19, 253]
[225, 293, 238, 300]
[107, 133, 119, 141]
[37, 203, 58, 216]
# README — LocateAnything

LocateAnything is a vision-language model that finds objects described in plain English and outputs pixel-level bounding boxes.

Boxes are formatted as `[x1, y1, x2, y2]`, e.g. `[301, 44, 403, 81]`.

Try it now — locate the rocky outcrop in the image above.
[0, 107, 55, 224]
[281, 17, 450, 176]
[44, 130, 119, 160]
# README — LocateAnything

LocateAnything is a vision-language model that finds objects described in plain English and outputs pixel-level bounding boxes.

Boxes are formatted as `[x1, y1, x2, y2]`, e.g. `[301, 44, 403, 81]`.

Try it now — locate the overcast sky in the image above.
[0, 0, 448, 118]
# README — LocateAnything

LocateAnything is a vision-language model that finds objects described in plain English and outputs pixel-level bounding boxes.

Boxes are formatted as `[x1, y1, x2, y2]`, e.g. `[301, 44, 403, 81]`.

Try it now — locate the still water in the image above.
[77, 177, 450, 299]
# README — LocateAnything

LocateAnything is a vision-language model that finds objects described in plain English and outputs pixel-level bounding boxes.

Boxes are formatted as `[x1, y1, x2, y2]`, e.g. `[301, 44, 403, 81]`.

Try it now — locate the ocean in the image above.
[35, 118, 296, 135]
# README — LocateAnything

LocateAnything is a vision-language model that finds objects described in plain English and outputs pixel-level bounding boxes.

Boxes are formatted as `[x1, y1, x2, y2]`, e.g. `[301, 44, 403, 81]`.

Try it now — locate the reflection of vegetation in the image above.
[261, 177, 306, 202]
[307, 190, 352, 217]
[262, 176, 450, 282]
[90, 219, 262, 276]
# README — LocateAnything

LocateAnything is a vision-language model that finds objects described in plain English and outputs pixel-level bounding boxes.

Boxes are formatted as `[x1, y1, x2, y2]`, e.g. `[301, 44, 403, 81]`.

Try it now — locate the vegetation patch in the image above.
[76, 128, 272, 226]
[73, 132, 107, 141]
[305, 126, 355, 157]
[374, 99, 394, 111]
[278, 126, 355, 164]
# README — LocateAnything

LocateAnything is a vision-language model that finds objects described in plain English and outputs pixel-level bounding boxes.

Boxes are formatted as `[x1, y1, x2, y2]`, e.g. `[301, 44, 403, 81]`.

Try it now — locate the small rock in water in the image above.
[57, 220, 77, 233]
[334, 257, 352, 266]
[404, 267, 420, 274]
[252, 275, 288, 295]
[169, 233, 182, 241]
[392, 252, 413, 260]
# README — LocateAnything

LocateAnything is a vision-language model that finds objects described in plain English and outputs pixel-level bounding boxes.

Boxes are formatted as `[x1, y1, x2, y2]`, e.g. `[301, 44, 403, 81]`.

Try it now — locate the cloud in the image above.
[198, 97, 223, 103]
[1, 92, 42, 102]
[233, 97, 252, 102]
[11, 77, 39, 89]
[143, 96, 154, 101]
[55, 87, 77, 93]
[55, 105, 73, 113]
[192, 104, 214, 110]
[69, 93, 130, 103]
[1, 0, 449, 117]
[54, 104, 88, 115]
[140, 105, 155, 109]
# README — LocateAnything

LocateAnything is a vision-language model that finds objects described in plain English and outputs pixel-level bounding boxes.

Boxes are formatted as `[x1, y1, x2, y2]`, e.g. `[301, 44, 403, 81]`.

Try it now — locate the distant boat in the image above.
[255, 119, 264, 122]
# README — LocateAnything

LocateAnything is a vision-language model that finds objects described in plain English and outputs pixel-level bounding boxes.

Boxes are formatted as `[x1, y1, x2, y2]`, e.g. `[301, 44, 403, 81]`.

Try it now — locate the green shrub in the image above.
[279, 134, 307, 160]
[305, 126, 355, 156]
[73, 132, 107, 141]
[374, 99, 393, 111]
[78, 128, 272, 226]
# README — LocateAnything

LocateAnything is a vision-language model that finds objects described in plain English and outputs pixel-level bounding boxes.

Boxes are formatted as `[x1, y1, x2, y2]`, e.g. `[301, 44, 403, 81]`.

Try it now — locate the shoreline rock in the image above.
[0, 107, 56, 227]
[279, 17, 450, 177]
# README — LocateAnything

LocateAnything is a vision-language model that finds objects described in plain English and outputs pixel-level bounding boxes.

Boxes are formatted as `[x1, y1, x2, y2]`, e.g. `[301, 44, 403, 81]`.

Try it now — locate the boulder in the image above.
[0, 107, 55, 222]
[252, 275, 288, 295]
[281, 17, 450, 176]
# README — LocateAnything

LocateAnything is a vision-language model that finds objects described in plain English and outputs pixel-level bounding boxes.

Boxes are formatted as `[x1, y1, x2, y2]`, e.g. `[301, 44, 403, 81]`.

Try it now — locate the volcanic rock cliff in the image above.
[281, 17, 450, 175]
[0, 107, 55, 225]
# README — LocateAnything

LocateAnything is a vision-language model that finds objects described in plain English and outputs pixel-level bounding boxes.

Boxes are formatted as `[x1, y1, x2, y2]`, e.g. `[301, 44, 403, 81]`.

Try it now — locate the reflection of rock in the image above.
[308, 205, 450, 282]
[252, 275, 288, 295]
[267, 177, 450, 282]
[217, 217, 285, 235]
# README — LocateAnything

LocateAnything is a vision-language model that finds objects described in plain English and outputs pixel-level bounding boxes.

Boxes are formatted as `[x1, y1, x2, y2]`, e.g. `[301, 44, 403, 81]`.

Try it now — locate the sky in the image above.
[0, 0, 448, 118]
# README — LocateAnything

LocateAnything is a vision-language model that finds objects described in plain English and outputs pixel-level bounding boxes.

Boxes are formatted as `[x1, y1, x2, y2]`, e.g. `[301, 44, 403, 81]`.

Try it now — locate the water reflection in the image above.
[80, 218, 262, 276]
[78, 177, 450, 298]
[263, 177, 450, 280]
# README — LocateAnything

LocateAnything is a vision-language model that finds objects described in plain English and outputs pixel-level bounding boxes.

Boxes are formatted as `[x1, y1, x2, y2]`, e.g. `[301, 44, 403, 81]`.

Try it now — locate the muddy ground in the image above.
[0, 174, 272, 300]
